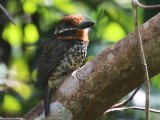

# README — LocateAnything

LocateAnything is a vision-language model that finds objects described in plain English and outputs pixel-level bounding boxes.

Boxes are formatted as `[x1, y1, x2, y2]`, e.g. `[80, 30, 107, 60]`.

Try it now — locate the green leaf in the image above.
[151, 74, 160, 89]
[103, 22, 126, 42]
[23, 1, 37, 15]
[54, 0, 77, 13]
[2, 24, 23, 47]
[24, 24, 39, 44]
[2, 95, 21, 112]
[10, 57, 30, 81]
[31, 69, 38, 82]
[14, 83, 32, 100]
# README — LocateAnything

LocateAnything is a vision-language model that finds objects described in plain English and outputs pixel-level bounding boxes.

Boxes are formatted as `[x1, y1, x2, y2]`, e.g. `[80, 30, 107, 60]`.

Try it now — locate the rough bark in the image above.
[23, 12, 160, 120]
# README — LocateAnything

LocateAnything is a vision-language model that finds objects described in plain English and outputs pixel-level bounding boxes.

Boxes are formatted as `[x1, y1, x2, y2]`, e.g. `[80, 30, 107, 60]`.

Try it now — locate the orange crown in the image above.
[59, 14, 85, 26]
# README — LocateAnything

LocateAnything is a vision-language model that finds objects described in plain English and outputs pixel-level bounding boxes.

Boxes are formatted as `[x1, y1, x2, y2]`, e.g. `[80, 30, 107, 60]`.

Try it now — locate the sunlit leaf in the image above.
[104, 2, 118, 19]
[115, 0, 131, 6]
[54, 0, 77, 13]
[2, 94, 21, 112]
[11, 57, 30, 81]
[103, 22, 126, 42]
[54, 0, 71, 4]
[23, 1, 37, 15]
[86, 55, 94, 62]
[2, 24, 23, 47]
[96, 16, 108, 38]
[31, 69, 38, 82]
[24, 24, 39, 44]
[24, 45, 37, 60]
[151, 74, 160, 89]
[14, 83, 32, 100]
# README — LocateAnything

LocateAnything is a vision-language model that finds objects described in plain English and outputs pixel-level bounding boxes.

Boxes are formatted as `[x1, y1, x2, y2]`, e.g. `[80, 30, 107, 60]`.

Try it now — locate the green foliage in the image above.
[0, 0, 159, 119]
[151, 74, 160, 89]
[102, 22, 126, 42]
[2, 24, 23, 47]
[10, 57, 30, 81]
[24, 23, 39, 44]
[23, 1, 38, 15]
[2, 94, 21, 112]
[14, 83, 32, 100]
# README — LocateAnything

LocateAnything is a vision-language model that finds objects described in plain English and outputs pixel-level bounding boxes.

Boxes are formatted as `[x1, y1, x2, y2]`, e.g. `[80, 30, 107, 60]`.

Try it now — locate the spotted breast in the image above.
[48, 40, 88, 88]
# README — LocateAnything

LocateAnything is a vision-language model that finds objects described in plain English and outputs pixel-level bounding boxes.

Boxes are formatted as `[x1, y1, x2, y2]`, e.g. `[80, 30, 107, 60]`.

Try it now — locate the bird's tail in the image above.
[44, 83, 49, 117]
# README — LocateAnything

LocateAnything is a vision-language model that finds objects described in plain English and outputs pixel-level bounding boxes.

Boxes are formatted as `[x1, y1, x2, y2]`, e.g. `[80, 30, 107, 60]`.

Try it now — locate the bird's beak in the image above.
[54, 20, 95, 35]
[77, 20, 95, 29]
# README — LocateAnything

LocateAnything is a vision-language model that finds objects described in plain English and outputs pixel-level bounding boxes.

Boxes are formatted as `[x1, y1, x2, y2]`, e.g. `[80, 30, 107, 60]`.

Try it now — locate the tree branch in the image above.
[22, 13, 160, 120]
[104, 106, 160, 114]
[0, 3, 16, 24]
[132, 0, 160, 9]
[108, 85, 141, 109]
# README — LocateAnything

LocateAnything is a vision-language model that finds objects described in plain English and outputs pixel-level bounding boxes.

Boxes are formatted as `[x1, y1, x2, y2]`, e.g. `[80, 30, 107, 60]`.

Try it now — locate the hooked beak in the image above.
[77, 20, 95, 29]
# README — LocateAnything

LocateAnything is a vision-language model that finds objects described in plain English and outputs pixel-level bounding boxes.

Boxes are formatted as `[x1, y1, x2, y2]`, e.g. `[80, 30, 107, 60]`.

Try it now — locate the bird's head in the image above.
[54, 14, 94, 42]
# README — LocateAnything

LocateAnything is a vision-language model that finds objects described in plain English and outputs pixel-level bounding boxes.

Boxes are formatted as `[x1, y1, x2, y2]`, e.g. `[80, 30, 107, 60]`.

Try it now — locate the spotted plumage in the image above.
[37, 14, 94, 117]
[39, 39, 88, 88]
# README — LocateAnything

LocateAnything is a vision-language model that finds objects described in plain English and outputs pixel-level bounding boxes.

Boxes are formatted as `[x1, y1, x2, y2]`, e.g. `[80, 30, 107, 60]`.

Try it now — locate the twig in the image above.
[109, 85, 141, 109]
[132, 0, 160, 9]
[104, 106, 160, 114]
[0, 3, 16, 24]
[132, 0, 150, 120]
[104, 0, 160, 119]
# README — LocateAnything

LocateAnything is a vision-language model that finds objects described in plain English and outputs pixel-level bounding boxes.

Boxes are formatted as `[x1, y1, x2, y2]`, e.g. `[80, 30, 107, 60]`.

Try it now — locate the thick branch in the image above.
[24, 13, 160, 120]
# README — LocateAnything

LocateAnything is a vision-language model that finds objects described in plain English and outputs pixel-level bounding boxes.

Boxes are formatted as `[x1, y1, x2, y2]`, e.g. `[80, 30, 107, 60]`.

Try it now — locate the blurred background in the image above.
[0, 0, 160, 119]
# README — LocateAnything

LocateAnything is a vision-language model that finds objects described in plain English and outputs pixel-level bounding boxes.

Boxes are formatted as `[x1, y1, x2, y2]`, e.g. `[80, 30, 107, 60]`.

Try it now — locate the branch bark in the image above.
[23, 12, 160, 120]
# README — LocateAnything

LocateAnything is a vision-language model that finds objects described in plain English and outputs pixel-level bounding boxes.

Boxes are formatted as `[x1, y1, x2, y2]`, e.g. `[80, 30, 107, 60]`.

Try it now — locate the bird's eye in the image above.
[63, 21, 73, 27]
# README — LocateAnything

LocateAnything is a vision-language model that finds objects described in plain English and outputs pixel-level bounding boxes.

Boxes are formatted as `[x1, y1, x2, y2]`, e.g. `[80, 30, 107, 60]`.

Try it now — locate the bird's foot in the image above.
[71, 68, 82, 80]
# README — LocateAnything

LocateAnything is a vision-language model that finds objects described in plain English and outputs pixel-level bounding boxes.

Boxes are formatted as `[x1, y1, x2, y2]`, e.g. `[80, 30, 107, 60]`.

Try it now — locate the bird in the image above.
[37, 14, 94, 117]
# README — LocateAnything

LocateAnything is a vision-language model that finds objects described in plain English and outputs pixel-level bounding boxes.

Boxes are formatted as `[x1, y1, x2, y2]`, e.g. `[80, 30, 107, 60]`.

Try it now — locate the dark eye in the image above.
[63, 21, 73, 27]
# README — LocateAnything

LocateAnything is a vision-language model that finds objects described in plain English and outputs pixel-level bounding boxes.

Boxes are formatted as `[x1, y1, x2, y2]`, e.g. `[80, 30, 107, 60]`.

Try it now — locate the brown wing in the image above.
[37, 38, 75, 86]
